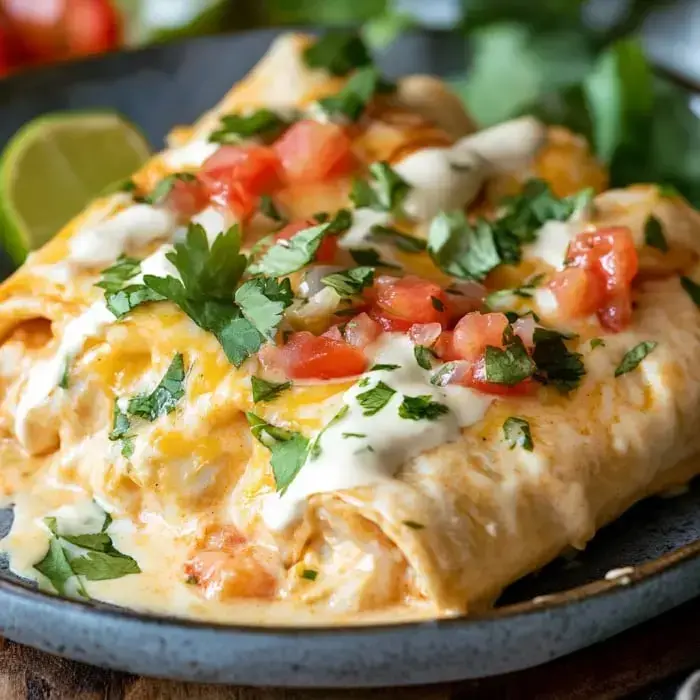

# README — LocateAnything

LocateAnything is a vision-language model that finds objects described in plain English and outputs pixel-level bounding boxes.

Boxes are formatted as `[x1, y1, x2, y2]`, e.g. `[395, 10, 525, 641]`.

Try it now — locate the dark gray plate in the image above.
[1, 29, 700, 688]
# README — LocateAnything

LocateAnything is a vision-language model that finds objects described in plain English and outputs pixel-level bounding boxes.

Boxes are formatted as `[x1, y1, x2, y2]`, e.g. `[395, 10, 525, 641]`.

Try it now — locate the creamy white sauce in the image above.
[69, 205, 177, 268]
[524, 219, 579, 268]
[338, 208, 390, 249]
[263, 334, 493, 530]
[162, 140, 218, 170]
[191, 205, 232, 245]
[393, 148, 487, 222]
[14, 302, 114, 451]
[136, 244, 180, 281]
[49, 499, 108, 536]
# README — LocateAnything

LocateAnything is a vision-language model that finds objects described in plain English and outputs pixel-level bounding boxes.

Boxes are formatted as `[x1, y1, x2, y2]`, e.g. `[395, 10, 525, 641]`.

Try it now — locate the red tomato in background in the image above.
[63, 0, 121, 56]
[201, 145, 282, 220]
[273, 120, 356, 184]
[274, 219, 338, 263]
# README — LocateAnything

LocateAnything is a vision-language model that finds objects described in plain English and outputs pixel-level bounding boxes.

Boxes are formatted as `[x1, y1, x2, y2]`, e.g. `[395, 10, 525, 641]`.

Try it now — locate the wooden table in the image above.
[2, 597, 700, 699]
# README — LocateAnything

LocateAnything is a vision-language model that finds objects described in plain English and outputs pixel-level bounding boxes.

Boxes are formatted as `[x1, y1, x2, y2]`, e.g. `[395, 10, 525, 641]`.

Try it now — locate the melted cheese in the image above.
[263, 334, 493, 530]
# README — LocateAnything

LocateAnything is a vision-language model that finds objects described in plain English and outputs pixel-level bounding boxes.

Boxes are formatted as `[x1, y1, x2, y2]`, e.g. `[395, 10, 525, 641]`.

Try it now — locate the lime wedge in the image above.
[0, 111, 151, 263]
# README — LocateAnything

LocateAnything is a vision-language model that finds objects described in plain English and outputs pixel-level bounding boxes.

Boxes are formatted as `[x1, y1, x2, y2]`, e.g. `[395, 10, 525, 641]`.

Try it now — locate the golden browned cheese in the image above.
[1, 33, 699, 626]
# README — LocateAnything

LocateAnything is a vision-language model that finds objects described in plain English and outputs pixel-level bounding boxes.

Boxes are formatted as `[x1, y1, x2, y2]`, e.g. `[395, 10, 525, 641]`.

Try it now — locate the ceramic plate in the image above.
[0, 29, 699, 687]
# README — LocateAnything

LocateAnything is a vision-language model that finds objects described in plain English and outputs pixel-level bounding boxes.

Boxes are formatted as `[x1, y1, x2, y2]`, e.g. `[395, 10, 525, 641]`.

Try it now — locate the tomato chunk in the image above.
[64, 0, 121, 57]
[550, 226, 638, 331]
[276, 331, 367, 379]
[200, 145, 282, 220]
[371, 276, 450, 332]
[273, 120, 356, 184]
[164, 176, 210, 221]
[274, 220, 338, 264]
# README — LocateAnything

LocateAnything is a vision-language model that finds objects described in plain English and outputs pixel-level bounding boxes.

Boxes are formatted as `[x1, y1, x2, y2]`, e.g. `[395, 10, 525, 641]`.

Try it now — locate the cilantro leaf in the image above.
[430, 362, 459, 387]
[105, 284, 164, 319]
[312, 208, 353, 234]
[350, 161, 410, 213]
[349, 248, 401, 269]
[34, 538, 83, 597]
[58, 360, 70, 390]
[109, 399, 131, 441]
[143, 172, 197, 206]
[210, 109, 288, 144]
[70, 551, 141, 581]
[503, 416, 534, 451]
[235, 277, 293, 340]
[96, 255, 141, 293]
[321, 266, 375, 297]
[614, 341, 657, 377]
[484, 332, 536, 386]
[127, 354, 186, 422]
[369, 363, 400, 372]
[681, 276, 700, 307]
[251, 376, 292, 403]
[367, 225, 426, 253]
[246, 413, 309, 492]
[356, 381, 396, 416]
[301, 569, 318, 581]
[248, 223, 329, 276]
[316, 66, 391, 122]
[398, 395, 449, 421]
[590, 338, 605, 349]
[303, 32, 372, 76]
[414, 345, 435, 371]
[644, 215, 668, 252]
[532, 327, 586, 391]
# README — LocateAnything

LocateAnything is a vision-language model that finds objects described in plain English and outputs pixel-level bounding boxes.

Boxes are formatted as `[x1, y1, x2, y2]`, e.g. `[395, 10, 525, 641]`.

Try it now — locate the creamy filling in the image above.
[162, 139, 218, 170]
[263, 334, 493, 530]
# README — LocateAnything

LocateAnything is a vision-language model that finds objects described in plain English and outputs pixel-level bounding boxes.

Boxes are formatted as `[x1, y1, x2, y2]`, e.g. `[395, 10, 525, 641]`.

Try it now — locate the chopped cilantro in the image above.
[315, 67, 391, 122]
[681, 276, 700, 307]
[259, 194, 286, 224]
[342, 432, 366, 439]
[251, 376, 291, 403]
[430, 296, 445, 311]
[127, 353, 187, 422]
[210, 108, 288, 144]
[247, 413, 309, 492]
[309, 405, 349, 460]
[484, 329, 536, 386]
[367, 225, 426, 253]
[532, 327, 586, 392]
[301, 569, 318, 581]
[105, 284, 164, 319]
[356, 381, 396, 416]
[312, 208, 353, 234]
[414, 345, 435, 370]
[248, 223, 329, 277]
[321, 266, 375, 297]
[96, 255, 141, 293]
[590, 338, 605, 349]
[644, 215, 668, 252]
[430, 362, 458, 387]
[398, 395, 449, 421]
[143, 172, 197, 206]
[402, 520, 425, 530]
[235, 277, 293, 340]
[369, 363, 400, 372]
[109, 400, 131, 442]
[303, 32, 372, 76]
[349, 248, 401, 269]
[350, 161, 410, 213]
[58, 360, 70, 390]
[486, 274, 545, 306]
[614, 341, 658, 377]
[503, 417, 534, 451]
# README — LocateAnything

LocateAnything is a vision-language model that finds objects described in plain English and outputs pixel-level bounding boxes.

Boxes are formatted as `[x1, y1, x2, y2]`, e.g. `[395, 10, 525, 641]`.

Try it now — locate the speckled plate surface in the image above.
[0, 29, 700, 687]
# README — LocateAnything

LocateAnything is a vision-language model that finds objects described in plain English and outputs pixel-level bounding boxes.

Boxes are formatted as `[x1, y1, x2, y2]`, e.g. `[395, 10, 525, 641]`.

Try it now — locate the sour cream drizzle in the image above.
[263, 334, 493, 530]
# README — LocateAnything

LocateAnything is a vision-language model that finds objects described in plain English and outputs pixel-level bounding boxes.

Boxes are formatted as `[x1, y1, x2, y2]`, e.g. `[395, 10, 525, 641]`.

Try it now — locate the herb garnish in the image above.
[303, 32, 372, 76]
[125, 353, 187, 422]
[96, 255, 141, 292]
[210, 108, 288, 144]
[414, 345, 435, 370]
[402, 520, 425, 530]
[484, 326, 536, 386]
[681, 276, 700, 307]
[356, 381, 396, 416]
[350, 161, 410, 213]
[315, 66, 392, 122]
[248, 223, 331, 277]
[532, 327, 586, 392]
[301, 569, 318, 581]
[398, 395, 449, 421]
[367, 224, 426, 253]
[644, 215, 668, 252]
[34, 510, 140, 597]
[503, 417, 534, 451]
[251, 376, 292, 403]
[321, 266, 375, 297]
[590, 338, 605, 349]
[614, 341, 658, 377]
[58, 360, 71, 390]
[143, 172, 197, 206]
[369, 363, 400, 372]
[430, 362, 458, 387]
[349, 248, 401, 269]
[342, 432, 366, 439]
[246, 413, 309, 493]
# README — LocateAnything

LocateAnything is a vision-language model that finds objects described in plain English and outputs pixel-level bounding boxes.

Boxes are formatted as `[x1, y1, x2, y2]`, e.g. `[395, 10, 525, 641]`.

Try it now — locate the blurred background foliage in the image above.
[0, 0, 698, 204]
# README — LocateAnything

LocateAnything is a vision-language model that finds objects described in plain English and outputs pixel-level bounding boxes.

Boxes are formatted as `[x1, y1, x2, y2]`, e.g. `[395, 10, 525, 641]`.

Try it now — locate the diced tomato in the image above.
[466, 358, 535, 396]
[371, 275, 450, 332]
[550, 226, 638, 332]
[165, 176, 210, 221]
[273, 120, 356, 184]
[342, 312, 382, 348]
[274, 219, 338, 264]
[275, 331, 367, 379]
[200, 145, 282, 220]
[64, 0, 121, 56]
[433, 331, 461, 361]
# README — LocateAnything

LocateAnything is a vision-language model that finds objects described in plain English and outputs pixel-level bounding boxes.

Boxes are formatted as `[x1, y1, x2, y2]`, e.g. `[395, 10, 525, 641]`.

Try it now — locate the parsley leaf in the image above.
[486, 274, 545, 306]
[614, 341, 658, 377]
[532, 328, 586, 391]
[312, 208, 353, 234]
[127, 353, 187, 422]
[235, 277, 293, 340]
[484, 331, 536, 386]
[70, 551, 141, 581]
[398, 395, 449, 421]
[350, 161, 410, 213]
[96, 255, 141, 293]
[248, 223, 329, 277]
[34, 538, 86, 597]
[251, 376, 291, 403]
[356, 381, 396, 416]
[143, 172, 197, 206]
[321, 266, 374, 297]
[430, 362, 458, 387]
[414, 345, 435, 370]
[246, 413, 309, 492]
[644, 215, 668, 252]
[681, 276, 700, 307]
[367, 225, 426, 253]
[210, 108, 288, 144]
[316, 66, 390, 122]
[503, 417, 534, 451]
[303, 32, 372, 76]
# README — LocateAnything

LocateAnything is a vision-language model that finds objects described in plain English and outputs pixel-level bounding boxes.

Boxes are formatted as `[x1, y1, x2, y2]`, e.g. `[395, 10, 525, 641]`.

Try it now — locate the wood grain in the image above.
[1, 597, 699, 700]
